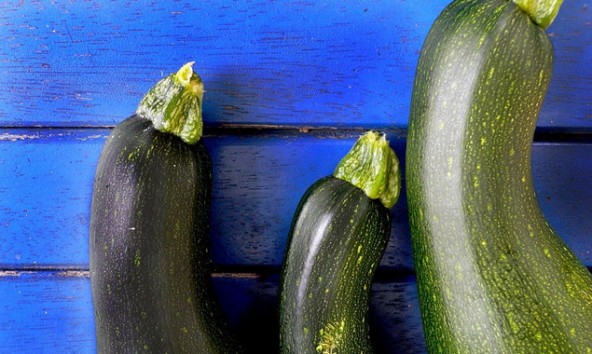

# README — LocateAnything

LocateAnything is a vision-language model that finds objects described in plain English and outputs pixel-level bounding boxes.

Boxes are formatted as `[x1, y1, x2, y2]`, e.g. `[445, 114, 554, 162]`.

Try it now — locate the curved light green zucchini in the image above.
[406, 0, 592, 352]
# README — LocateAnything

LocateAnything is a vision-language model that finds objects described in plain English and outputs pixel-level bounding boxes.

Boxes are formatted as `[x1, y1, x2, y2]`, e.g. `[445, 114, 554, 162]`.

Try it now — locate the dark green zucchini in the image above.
[406, 0, 592, 352]
[90, 63, 240, 353]
[279, 132, 401, 354]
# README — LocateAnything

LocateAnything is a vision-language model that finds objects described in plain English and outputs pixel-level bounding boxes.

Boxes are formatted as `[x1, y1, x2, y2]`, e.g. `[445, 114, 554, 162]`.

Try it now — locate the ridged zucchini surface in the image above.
[406, 0, 592, 352]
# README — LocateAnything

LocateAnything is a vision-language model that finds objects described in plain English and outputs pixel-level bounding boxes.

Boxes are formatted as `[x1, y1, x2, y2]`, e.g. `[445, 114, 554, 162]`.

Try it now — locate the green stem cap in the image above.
[334, 131, 401, 209]
[136, 62, 205, 144]
[512, 0, 564, 29]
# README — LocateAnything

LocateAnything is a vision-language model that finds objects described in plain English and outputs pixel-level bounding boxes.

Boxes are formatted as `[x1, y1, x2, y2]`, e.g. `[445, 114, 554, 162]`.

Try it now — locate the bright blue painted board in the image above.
[1, 129, 591, 270]
[0, 272, 424, 354]
[0, 1, 590, 129]
[0, 129, 105, 268]
[1, 2, 590, 353]
[0, 271, 94, 353]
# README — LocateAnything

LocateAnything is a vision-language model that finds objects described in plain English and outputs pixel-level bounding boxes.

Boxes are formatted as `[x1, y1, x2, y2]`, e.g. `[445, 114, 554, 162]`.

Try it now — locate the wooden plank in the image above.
[0, 130, 105, 268]
[370, 277, 426, 354]
[1, 129, 591, 269]
[0, 1, 589, 128]
[0, 271, 93, 353]
[533, 143, 592, 261]
[543, 1, 592, 130]
[0, 271, 425, 354]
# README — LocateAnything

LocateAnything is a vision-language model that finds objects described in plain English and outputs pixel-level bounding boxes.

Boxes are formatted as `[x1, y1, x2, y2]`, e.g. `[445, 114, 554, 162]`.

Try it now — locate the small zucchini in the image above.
[279, 131, 401, 354]
[406, 0, 592, 352]
[90, 63, 240, 353]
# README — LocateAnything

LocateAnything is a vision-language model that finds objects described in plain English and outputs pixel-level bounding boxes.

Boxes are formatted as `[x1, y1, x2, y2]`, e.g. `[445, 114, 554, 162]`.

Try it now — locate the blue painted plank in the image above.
[1, 129, 591, 269]
[0, 272, 424, 354]
[0, 130, 104, 268]
[0, 271, 94, 353]
[533, 143, 592, 260]
[370, 278, 426, 354]
[0, 1, 589, 129]
[543, 1, 592, 129]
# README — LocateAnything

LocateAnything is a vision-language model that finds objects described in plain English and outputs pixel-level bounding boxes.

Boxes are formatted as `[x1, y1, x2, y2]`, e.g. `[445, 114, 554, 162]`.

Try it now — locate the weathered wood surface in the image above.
[0, 1, 590, 128]
[1, 130, 591, 269]
[0, 271, 424, 354]
[0, 0, 590, 353]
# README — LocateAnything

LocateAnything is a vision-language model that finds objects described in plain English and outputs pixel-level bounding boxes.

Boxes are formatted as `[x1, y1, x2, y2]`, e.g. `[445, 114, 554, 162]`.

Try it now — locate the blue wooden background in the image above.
[0, 1, 590, 353]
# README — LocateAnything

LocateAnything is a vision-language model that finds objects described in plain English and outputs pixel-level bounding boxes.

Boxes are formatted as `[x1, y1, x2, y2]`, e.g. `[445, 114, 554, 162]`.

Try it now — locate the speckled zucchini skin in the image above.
[406, 0, 592, 352]
[279, 177, 390, 354]
[90, 115, 239, 354]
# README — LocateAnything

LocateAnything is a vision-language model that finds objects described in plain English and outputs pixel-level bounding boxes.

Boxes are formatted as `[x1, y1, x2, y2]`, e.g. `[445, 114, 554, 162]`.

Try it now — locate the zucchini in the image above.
[406, 0, 592, 352]
[279, 131, 401, 354]
[89, 63, 240, 353]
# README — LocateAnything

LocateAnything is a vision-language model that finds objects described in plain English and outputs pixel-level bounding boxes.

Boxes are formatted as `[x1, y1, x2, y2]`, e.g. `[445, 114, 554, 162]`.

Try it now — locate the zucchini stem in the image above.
[136, 62, 205, 144]
[333, 131, 400, 209]
[511, 0, 564, 29]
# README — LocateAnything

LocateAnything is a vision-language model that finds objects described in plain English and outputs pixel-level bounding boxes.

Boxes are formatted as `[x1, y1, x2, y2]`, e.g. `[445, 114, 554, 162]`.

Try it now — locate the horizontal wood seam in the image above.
[0, 267, 415, 280]
[1, 125, 591, 143]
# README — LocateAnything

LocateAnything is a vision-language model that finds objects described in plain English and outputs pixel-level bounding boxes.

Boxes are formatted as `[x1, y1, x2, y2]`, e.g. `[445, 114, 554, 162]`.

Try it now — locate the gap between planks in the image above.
[1, 267, 588, 283]
[1, 124, 591, 143]
[0, 267, 418, 282]
[0, 270, 260, 279]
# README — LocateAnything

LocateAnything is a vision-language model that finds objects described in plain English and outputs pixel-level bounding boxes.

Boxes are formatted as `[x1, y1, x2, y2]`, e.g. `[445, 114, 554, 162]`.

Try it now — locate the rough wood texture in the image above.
[0, 130, 591, 270]
[0, 1, 590, 352]
[0, 1, 589, 128]
[0, 271, 424, 354]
